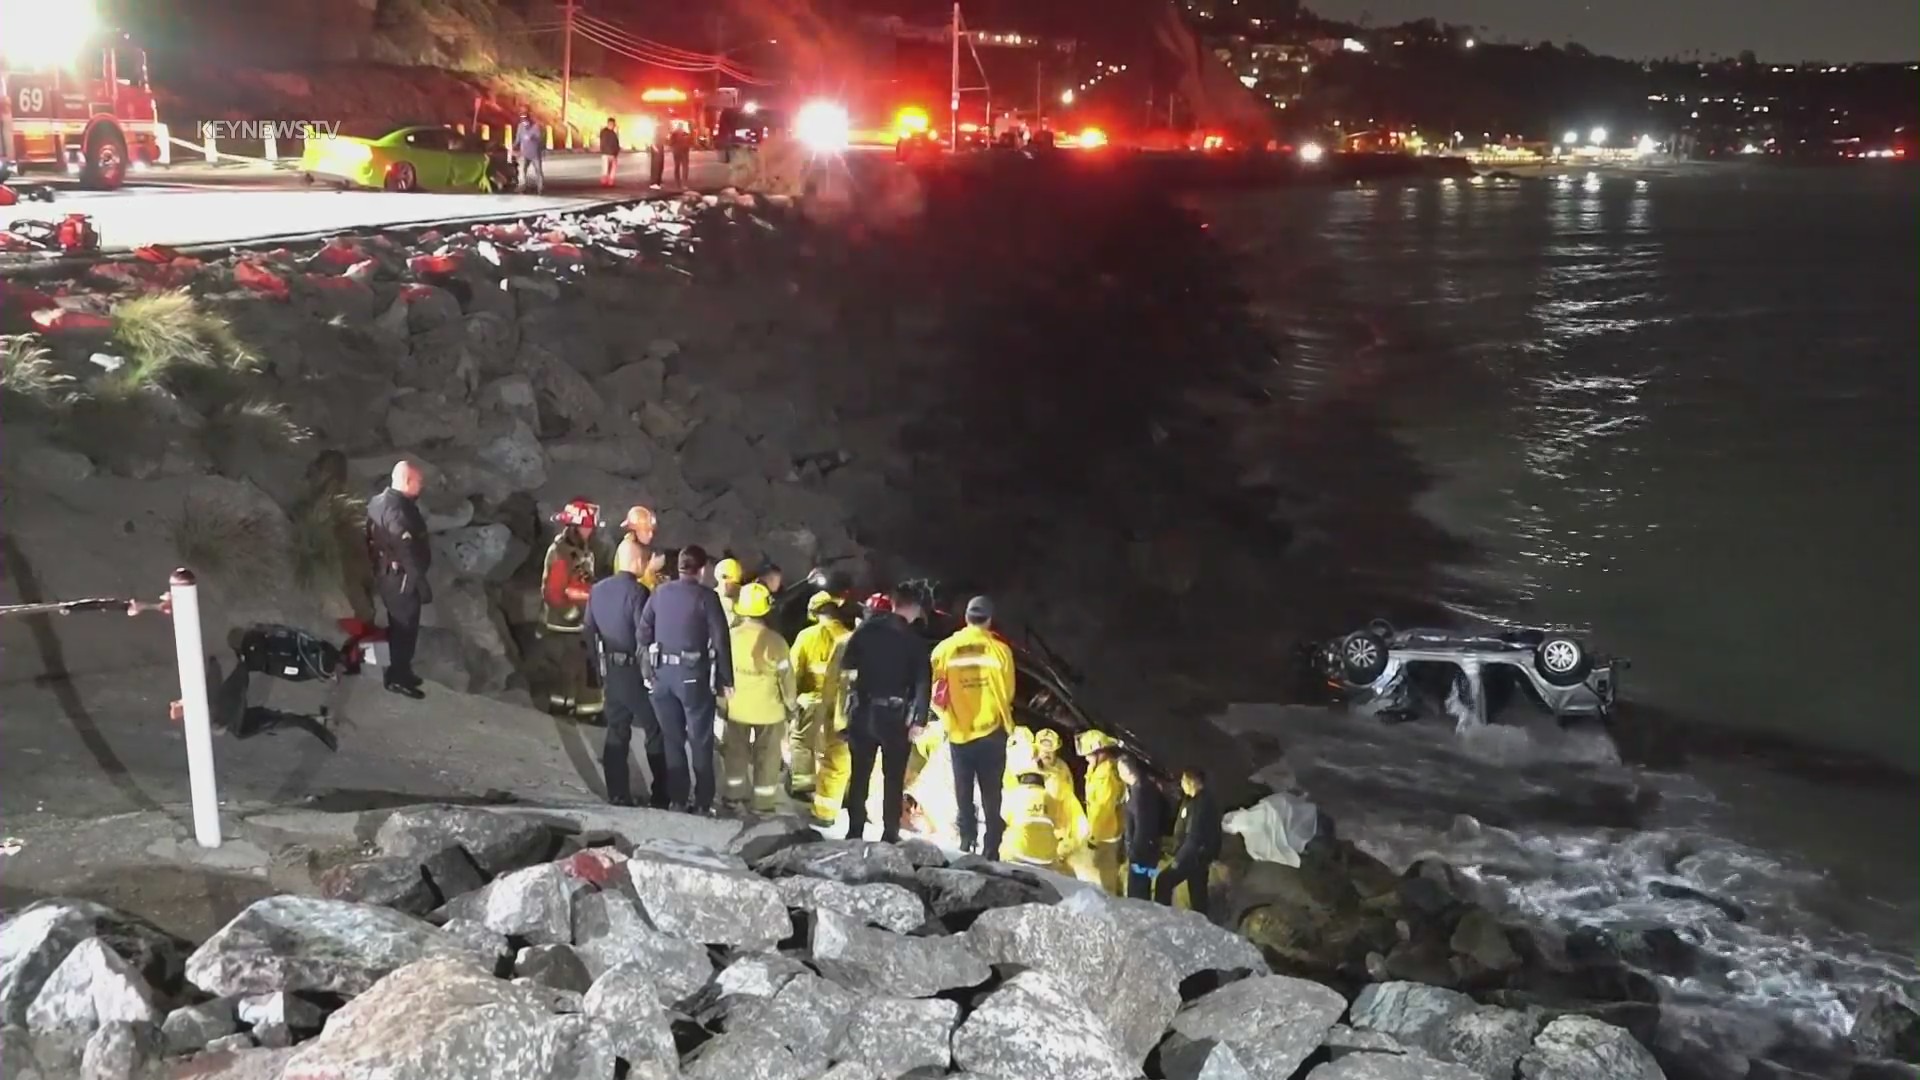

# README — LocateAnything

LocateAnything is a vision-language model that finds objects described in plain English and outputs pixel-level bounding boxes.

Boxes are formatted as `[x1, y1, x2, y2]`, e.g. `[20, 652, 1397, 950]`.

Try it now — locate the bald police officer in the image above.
[365, 461, 431, 699]
[637, 544, 734, 814]
[585, 540, 671, 808]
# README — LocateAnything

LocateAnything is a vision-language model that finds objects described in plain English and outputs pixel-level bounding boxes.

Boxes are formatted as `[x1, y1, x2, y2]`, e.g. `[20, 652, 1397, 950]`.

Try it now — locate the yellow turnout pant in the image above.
[721, 719, 787, 812]
[811, 726, 852, 826]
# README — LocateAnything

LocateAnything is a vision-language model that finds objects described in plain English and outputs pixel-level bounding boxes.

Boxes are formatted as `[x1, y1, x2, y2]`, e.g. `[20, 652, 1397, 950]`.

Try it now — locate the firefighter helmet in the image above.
[552, 499, 601, 528]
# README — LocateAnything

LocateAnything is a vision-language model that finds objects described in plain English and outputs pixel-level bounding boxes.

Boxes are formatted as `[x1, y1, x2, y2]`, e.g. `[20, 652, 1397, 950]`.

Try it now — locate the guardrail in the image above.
[156, 120, 595, 171]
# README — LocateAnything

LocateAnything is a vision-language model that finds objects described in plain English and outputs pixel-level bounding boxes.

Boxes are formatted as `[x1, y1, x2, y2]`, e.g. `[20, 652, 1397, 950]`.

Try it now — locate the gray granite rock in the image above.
[774, 877, 927, 934]
[374, 805, 554, 877]
[712, 953, 812, 1001]
[1349, 982, 1476, 1046]
[570, 892, 713, 1005]
[163, 998, 240, 1055]
[235, 991, 327, 1034]
[420, 845, 489, 904]
[581, 964, 677, 1076]
[1159, 1037, 1255, 1080]
[0, 900, 186, 1028]
[1518, 1015, 1665, 1080]
[951, 969, 1139, 1080]
[184, 896, 478, 997]
[723, 972, 862, 1061]
[25, 938, 161, 1039]
[440, 918, 511, 971]
[755, 840, 919, 887]
[1074, 894, 1268, 982]
[627, 837, 748, 871]
[682, 1030, 814, 1080]
[835, 996, 959, 1078]
[205, 1032, 260, 1054]
[515, 945, 593, 994]
[547, 1012, 619, 1080]
[810, 910, 990, 998]
[626, 854, 792, 949]
[80, 1020, 161, 1080]
[1307, 1052, 1484, 1080]
[317, 856, 437, 915]
[1163, 975, 1347, 1080]
[1325, 1024, 1414, 1061]
[1425, 1006, 1540, 1079]
[893, 840, 946, 869]
[1853, 986, 1920, 1062]
[1, 1024, 49, 1079]
[279, 956, 589, 1078]
[437, 863, 576, 946]
[913, 867, 1056, 925]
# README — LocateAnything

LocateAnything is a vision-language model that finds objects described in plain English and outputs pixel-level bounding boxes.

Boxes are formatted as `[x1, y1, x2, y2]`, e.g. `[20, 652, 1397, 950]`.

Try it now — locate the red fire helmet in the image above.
[552, 499, 601, 528]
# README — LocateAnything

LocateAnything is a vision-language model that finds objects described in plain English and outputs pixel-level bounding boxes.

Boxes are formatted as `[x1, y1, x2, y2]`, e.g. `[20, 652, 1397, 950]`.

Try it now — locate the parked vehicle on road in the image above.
[300, 125, 514, 193]
[1, 5, 163, 189]
[1308, 619, 1627, 726]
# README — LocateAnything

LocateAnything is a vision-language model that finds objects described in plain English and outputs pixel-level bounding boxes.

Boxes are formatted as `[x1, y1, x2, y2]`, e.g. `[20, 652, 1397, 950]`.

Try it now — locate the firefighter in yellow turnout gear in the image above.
[721, 583, 797, 813]
[1002, 768, 1088, 873]
[1075, 729, 1126, 893]
[791, 592, 851, 800]
[807, 607, 861, 828]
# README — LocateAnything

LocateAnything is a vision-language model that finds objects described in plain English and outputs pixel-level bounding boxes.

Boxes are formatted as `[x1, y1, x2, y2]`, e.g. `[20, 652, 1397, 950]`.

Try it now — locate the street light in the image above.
[1589, 126, 1608, 145]
[1060, 89, 1075, 105]
[1561, 130, 1578, 145]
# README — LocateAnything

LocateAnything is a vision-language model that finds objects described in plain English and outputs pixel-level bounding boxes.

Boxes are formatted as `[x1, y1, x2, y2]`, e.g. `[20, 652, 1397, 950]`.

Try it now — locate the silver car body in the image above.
[1334, 629, 1623, 732]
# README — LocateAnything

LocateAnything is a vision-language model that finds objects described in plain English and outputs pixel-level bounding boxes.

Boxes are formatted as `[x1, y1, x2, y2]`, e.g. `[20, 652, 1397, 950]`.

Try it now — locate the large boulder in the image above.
[965, 903, 1179, 1065]
[472, 419, 549, 493]
[678, 419, 762, 495]
[809, 909, 991, 998]
[1160, 975, 1348, 1080]
[1517, 1015, 1664, 1080]
[772, 877, 927, 934]
[721, 972, 862, 1062]
[166, 1044, 298, 1079]
[24, 938, 161, 1040]
[914, 867, 1057, 927]
[952, 969, 1139, 1080]
[513, 945, 592, 994]
[1349, 982, 1475, 1046]
[835, 995, 959, 1077]
[1089, 895, 1269, 982]
[317, 856, 437, 915]
[162, 999, 241, 1055]
[580, 964, 677, 1078]
[598, 359, 666, 418]
[755, 841, 916, 888]
[81, 1019, 163, 1080]
[1853, 986, 1920, 1062]
[374, 806, 555, 877]
[278, 956, 587, 1079]
[711, 953, 813, 1002]
[1158, 1036, 1256, 1080]
[1418, 1006, 1541, 1079]
[624, 852, 792, 949]
[434, 523, 521, 582]
[1307, 1054, 1483, 1080]
[184, 896, 479, 998]
[437, 863, 576, 946]
[0, 896, 188, 1025]
[681, 1030, 813, 1080]
[569, 892, 712, 1004]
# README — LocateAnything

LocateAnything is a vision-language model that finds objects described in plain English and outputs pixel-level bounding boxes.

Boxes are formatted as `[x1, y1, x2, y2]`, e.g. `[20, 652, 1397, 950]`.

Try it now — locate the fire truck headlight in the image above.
[1298, 141, 1326, 164]
[0, 0, 99, 68]
[795, 100, 850, 154]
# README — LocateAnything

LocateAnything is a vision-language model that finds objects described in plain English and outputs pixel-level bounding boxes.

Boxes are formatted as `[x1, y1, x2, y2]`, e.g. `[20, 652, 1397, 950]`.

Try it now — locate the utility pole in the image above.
[713, 14, 725, 97]
[1035, 60, 1043, 129]
[950, 2, 961, 147]
[559, 0, 577, 145]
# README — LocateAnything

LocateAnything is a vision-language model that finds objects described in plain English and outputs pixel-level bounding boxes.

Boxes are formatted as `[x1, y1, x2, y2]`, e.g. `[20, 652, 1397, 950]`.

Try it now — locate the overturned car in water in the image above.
[1307, 620, 1627, 727]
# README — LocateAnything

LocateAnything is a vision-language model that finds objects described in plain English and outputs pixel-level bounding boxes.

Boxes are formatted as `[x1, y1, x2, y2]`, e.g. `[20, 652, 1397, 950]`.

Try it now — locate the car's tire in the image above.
[1367, 618, 1396, 640]
[79, 128, 129, 190]
[1339, 630, 1390, 685]
[386, 161, 419, 192]
[1535, 635, 1592, 686]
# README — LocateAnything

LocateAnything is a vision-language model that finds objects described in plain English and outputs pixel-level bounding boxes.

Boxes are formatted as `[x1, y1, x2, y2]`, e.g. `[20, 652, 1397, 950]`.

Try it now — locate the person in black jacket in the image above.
[1156, 766, 1223, 916]
[364, 461, 431, 699]
[838, 583, 932, 842]
[637, 545, 734, 814]
[598, 117, 621, 187]
[1116, 753, 1168, 900]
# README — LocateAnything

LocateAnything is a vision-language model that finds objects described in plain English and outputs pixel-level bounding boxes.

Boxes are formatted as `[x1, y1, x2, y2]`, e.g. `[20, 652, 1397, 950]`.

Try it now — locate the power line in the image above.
[576, 12, 714, 63]
[572, 22, 772, 83]
[574, 11, 770, 82]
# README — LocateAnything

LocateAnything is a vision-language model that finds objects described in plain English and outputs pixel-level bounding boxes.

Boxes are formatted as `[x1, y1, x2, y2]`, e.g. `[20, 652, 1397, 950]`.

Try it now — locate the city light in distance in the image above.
[1298, 141, 1325, 163]
[1562, 131, 1579, 145]
[1060, 89, 1074, 105]
[1588, 126, 1608, 145]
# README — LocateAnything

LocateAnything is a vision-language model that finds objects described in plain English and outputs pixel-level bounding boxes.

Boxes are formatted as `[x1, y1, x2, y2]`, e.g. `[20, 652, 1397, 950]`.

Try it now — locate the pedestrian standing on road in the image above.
[721, 582, 797, 813]
[669, 122, 692, 186]
[598, 117, 621, 187]
[930, 595, 1016, 857]
[585, 540, 670, 807]
[365, 461, 432, 700]
[1155, 766, 1223, 916]
[1117, 753, 1170, 900]
[514, 108, 545, 195]
[839, 583, 933, 842]
[648, 119, 667, 187]
[638, 545, 734, 814]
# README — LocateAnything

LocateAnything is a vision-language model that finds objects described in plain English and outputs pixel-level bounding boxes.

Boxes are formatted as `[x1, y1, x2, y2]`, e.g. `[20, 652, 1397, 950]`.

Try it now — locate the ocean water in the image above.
[1199, 165, 1919, 1059]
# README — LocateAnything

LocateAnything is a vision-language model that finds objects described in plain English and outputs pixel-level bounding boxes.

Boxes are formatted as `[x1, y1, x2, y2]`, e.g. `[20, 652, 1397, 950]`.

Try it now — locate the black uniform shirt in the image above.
[366, 487, 431, 589]
[584, 571, 649, 656]
[1172, 785, 1224, 863]
[637, 576, 734, 691]
[1122, 779, 1170, 867]
[841, 611, 933, 722]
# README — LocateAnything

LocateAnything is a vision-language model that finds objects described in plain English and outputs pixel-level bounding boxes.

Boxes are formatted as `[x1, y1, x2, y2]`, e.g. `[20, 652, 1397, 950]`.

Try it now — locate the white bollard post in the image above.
[168, 568, 222, 848]
[156, 123, 171, 166]
[264, 132, 278, 161]
[202, 124, 220, 165]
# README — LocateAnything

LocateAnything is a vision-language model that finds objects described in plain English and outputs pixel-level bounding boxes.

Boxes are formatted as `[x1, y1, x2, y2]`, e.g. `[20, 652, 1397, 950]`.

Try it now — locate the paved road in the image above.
[3, 151, 739, 253]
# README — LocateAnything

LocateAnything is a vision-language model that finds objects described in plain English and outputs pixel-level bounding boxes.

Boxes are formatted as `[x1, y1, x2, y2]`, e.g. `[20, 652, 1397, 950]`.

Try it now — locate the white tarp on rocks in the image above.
[1224, 793, 1319, 868]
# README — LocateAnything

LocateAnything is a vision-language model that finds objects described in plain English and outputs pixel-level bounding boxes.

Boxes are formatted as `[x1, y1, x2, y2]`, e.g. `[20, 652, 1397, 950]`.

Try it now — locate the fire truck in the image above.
[0, 1, 164, 189]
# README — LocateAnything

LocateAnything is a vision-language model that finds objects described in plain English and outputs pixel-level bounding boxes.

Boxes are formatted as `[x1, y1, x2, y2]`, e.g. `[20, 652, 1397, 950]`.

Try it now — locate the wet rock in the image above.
[951, 969, 1138, 1080]
[0, 896, 191, 1026]
[473, 420, 549, 493]
[835, 996, 959, 1077]
[569, 892, 713, 1003]
[1349, 982, 1475, 1045]
[678, 419, 761, 495]
[1307, 1053, 1483, 1080]
[966, 903, 1178, 1065]
[1449, 910, 1520, 975]
[374, 806, 554, 877]
[235, 991, 326, 1034]
[914, 867, 1055, 926]
[625, 852, 792, 949]
[1159, 1037, 1255, 1080]
[1161, 975, 1347, 1080]
[317, 856, 436, 915]
[1852, 986, 1920, 1061]
[682, 1030, 812, 1080]
[25, 938, 161, 1039]
[420, 846, 488, 905]
[581, 965, 677, 1076]
[436, 523, 519, 581]
[722, 972, 861, 1061]
[80, 1019, 161, 1080]
[1425, 1006, 1541, 1079]
[438, 863, 575, 947]
[1083, 895, 1268, 983]
[514, 945, 592, 994]
[1517, 1015, 1664, 1080]
[163, 999, 239, 1055]
[184, 896, 476, 998]
[712, 953, 812, 1001]
[810, 909, 991, 998]
[773, 877, 927, 934]
[279, 956, 584, 1078]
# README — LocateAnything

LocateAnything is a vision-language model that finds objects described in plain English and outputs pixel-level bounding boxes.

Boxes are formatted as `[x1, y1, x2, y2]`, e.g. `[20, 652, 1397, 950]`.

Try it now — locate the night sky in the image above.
[1309, 0, 1920, 62]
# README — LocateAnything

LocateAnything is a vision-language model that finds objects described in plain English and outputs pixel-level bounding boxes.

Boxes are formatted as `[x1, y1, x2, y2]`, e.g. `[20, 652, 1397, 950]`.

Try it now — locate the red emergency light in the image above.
[641, 88, 688, 104]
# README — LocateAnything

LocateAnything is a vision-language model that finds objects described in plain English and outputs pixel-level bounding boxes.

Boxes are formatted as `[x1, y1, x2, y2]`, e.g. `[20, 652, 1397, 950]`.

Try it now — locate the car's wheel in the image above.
[1367, 618, 1396, 640]
[79, 129, 129, 190]
[1535, 635, 1592, 686]
[385, 161, 419, 192]
[1339, 630, 1390, 685]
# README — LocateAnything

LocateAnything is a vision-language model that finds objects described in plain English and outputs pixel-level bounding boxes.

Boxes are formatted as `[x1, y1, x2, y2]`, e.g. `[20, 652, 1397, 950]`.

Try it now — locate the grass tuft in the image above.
[108, 291, 259, 395]
[202, 398, 312, 467]
[0, 335, 78, 409]
[170, 492, 285, 594]
[291, 492, 369, 591]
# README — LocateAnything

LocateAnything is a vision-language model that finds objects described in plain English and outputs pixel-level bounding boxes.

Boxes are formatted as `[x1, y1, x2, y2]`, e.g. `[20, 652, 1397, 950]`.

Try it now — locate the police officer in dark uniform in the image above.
[584, 541, 671, 808]
[365, 461, 431, 699]
[637, 544, 733, 813]
[839, 582, 932, 842]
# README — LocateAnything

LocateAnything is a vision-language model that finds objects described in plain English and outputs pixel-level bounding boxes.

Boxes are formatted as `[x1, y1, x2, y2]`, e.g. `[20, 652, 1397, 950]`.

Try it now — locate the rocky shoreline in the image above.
[2, 172, 1914, 1080]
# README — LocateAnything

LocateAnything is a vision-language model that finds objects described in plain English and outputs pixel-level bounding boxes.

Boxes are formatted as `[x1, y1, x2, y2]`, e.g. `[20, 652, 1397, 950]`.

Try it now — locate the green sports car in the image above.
[300, 124, 516, 193]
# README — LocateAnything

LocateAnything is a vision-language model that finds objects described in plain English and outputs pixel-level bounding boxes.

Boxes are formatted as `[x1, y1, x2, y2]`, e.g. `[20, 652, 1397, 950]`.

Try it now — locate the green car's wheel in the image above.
[385, 161, 419, 192]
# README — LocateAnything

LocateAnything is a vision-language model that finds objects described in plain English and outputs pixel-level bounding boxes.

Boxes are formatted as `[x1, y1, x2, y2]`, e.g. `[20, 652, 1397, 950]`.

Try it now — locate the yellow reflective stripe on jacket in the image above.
[931, 625, 1015, 745]
[793, 618, 848, 699]
[1083, 759, 1124, 844]
[728, 621, 796, 725]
